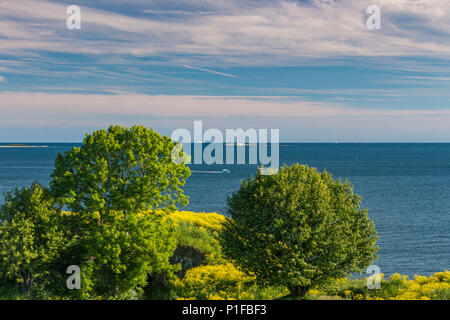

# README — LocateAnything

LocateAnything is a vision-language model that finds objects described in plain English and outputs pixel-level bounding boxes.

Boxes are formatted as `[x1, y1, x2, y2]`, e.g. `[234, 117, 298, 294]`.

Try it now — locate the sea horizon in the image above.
[3, 142, 450, 145]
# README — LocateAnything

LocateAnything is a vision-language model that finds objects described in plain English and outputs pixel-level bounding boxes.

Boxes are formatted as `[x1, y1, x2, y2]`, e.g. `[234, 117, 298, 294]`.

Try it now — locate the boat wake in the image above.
[191, 169, 230, 174]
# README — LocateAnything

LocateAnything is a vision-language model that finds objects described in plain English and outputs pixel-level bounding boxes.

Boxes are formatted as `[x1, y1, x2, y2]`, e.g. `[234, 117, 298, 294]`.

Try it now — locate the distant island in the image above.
[0, 144, 49, 148]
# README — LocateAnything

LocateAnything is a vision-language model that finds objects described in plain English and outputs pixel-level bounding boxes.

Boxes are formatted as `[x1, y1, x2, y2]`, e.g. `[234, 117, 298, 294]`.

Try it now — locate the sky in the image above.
[0, 0, 450, 142]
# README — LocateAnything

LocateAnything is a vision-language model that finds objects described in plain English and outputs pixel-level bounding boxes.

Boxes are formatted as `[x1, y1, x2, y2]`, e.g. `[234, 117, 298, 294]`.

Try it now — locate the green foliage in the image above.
[51, 125, 190, 214]
[0, 284, 26, 300]
[220, 164, 379, 298]
[67, 211, 179, 299]
[0, 183, 67, 297]
[49, 125, 190, 298]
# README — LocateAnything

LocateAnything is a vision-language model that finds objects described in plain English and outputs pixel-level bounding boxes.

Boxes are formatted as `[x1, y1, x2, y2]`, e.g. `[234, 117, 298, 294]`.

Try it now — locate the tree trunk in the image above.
[21, 272, 34, 297]
[289, 285, 310, 299]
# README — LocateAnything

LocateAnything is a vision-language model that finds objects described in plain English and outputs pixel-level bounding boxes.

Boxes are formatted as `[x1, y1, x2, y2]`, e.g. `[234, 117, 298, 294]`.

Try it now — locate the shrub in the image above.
[173, 263, 287, 300]
[314, 270, 450, 300]
[0, 183, 67, 298]
[391, 271, 450, 300]
[169, 211, 227, 264]
[173, 263, 253, 300]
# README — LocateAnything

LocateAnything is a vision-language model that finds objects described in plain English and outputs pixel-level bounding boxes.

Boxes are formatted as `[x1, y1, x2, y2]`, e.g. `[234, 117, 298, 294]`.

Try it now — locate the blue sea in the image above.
[0, 143, 449, 277]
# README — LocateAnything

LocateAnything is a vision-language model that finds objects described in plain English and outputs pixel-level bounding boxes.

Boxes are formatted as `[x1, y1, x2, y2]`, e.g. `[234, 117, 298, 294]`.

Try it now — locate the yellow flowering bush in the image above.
[170, 211, 226, 234]
[389, 273, 408, 284]
[172, 263, 288, 300]
[316, 270, 449, 300]
[308, 289, 326, 296]
[168, 211, 228, 264]
[173, 263, 255, 300]
[390, 271, 450, 300]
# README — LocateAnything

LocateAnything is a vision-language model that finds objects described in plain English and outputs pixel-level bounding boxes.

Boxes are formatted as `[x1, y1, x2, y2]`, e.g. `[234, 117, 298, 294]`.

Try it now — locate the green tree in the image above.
[0, 183, 66, 297]
[220, 164, 378, 298]
[50, 125, 190, 298]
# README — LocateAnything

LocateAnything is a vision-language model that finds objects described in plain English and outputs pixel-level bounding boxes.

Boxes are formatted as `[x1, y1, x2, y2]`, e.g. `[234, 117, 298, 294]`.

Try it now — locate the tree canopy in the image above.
[51, 125, 190, 216]
[220, 164, 378, 298]
[49, 125, 191, 298]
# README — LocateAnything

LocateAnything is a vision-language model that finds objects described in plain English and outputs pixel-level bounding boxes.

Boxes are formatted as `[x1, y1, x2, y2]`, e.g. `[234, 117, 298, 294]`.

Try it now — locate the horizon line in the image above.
[2, 142, 450, 144]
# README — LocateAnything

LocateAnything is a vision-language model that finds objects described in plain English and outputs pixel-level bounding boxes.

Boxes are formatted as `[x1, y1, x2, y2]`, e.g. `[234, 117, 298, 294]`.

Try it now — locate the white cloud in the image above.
[0, 75, 5, 82]
[1, 0, 450, 64]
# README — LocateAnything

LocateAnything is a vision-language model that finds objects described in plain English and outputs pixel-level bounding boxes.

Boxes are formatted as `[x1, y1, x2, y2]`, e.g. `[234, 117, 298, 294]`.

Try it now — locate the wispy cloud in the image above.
[142, 9, 215, 16]
[1, 1, 449, 142]
[1, 92, 450, 142]
[184, 65, 238, 78]
[1, 0, 450, 63]
[405, 76, 450, 81]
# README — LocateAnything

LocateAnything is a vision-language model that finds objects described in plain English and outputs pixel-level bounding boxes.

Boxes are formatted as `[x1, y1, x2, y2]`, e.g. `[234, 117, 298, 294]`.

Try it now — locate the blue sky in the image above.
[0, 0, 450, 142]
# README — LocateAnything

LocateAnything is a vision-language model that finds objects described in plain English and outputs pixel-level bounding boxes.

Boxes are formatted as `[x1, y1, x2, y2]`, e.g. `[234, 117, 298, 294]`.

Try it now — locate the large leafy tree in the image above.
[51, 125, 190, 215]
[0, 183, 66, 297]
[50, 125, 190, 298]
[220, 164, 378, 298]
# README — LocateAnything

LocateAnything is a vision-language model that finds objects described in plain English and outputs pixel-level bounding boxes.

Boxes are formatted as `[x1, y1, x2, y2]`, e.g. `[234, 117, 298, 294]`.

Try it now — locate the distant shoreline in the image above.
[0, 145, 49, 148]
